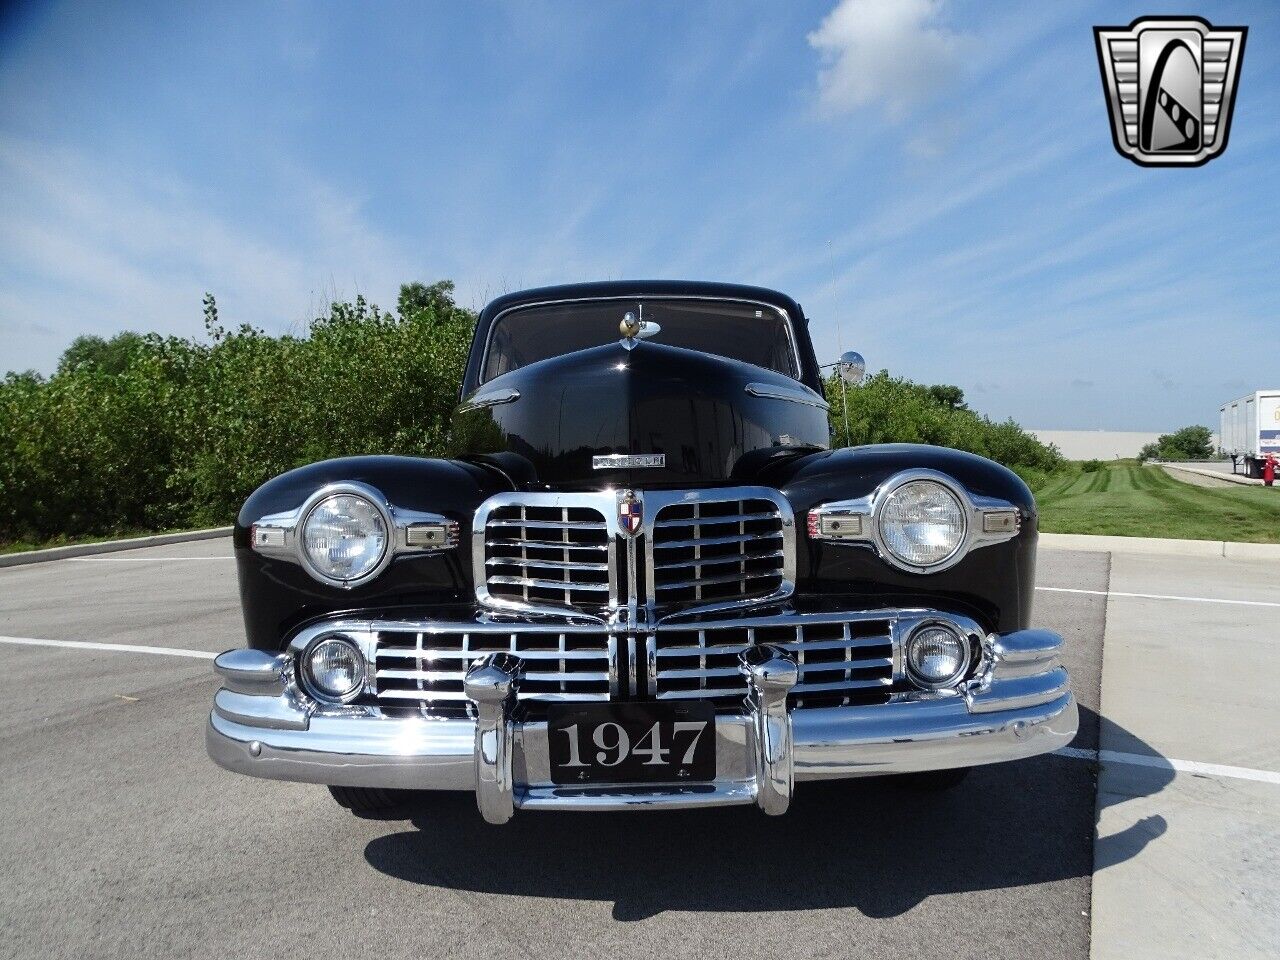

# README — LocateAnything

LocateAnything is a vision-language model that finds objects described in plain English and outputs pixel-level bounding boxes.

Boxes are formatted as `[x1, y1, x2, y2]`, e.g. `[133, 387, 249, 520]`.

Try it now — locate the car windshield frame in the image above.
[479, 296, 802, 384]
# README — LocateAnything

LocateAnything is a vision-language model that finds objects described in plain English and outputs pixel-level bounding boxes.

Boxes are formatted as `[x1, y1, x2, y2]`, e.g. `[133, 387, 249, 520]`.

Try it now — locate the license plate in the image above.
[547, 702, 716, 785]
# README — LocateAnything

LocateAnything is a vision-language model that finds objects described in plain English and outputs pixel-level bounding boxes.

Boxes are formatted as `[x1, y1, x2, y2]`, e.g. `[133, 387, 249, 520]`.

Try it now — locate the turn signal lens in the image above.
[304, 636, 366, 701]
[906, 624, 968, 688]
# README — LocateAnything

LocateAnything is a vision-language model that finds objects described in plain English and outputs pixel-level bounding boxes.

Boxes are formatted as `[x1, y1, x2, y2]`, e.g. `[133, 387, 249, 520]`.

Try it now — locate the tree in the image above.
[926, 384, 967, 410]
[56, 332, 148, 375]
[397, 280, 458, 320]
[1138, 425, 1215, 461]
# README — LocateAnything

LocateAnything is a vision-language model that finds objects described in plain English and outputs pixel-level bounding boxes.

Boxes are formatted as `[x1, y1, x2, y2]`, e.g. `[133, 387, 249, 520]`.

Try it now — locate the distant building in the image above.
[1026, 430, 1218, 461]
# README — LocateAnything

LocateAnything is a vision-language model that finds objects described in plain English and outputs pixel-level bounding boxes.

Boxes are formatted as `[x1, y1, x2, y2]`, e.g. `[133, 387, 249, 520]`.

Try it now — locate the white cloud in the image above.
[0, 137, 425, 373]
[808, 0, 966, 119]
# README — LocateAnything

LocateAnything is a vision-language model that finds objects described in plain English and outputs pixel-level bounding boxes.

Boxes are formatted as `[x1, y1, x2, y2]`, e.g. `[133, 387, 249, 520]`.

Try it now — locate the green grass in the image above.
[1034, 460, 1280, 543]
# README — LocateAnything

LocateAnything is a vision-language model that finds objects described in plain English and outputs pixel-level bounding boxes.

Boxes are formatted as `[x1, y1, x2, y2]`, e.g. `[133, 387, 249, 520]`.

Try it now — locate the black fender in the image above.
[235, 456, 510, 651]
[761, 444, 1039, 633]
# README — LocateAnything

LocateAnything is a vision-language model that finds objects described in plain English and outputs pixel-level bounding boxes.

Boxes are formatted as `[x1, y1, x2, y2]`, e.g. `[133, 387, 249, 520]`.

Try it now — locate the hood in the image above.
[453, 339, 830, 489]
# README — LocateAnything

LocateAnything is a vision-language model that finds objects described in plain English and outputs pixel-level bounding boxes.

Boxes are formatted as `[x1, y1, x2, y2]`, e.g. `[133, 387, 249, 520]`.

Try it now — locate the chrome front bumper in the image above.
[206, 626, 1078, 822]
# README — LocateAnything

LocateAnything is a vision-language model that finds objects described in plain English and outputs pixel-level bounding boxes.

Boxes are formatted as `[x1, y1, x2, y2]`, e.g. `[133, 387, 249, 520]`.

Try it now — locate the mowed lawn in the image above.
[1035, 461, 1280, 543]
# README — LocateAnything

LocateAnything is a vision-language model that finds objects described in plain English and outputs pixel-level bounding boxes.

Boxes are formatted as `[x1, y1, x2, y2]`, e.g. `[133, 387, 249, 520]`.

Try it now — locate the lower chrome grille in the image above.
[651, 613, 896, 709]
[373, 622, 613, 717]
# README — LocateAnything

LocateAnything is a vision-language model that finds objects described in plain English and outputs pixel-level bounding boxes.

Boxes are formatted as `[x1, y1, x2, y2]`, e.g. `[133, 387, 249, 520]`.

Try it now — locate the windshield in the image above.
[482, 298, 798, 382]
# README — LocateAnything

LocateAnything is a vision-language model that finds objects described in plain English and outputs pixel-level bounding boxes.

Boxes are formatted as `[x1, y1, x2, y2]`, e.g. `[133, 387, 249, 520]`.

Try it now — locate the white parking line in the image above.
[52, 558, 1280, 610]
[1057, 746, 1280, 786]
[0, 635, 216, 659]
[3, 634, 1277, 786]
[1036, 586, 1280, 609]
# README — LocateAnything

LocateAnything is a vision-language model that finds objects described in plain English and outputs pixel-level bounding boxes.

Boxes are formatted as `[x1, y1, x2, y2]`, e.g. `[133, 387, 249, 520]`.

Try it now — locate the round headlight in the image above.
[906, 624, 969, 688]
[877, 479, 967, 569]
[301, 493, 388, 584]
[303, 635, 366, 702]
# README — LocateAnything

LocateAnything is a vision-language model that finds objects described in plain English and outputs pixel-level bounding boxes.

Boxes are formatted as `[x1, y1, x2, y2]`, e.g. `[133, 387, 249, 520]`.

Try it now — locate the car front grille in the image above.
[474, 488, 793, 618]
[650, 614, 896, 709]
[373, 622, 614, 718]
[649, 497, 788, 609]
[481, 504, 612, 612]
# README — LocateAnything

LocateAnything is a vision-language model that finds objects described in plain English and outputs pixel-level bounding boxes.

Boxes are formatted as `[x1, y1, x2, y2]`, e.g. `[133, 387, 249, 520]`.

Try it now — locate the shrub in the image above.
[1081, 459, 1106, 473]
[0, 281, 476, 543]
[824, 372, 1064, 477]
[1, 292, 1064, 545]
[1138, 424, 1215, 462]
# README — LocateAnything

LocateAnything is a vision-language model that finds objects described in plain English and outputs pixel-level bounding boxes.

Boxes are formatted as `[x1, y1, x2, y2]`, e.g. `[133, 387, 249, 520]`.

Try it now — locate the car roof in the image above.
[464, 280, 822, 393]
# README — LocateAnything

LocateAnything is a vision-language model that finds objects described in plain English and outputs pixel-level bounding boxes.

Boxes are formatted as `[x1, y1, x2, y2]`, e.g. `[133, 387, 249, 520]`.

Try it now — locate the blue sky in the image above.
[0, 0, 1275, 430]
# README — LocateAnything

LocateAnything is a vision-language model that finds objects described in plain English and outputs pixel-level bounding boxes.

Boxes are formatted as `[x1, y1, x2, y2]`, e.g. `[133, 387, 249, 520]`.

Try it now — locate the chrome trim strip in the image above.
[806, 469, 1022, 575]
[744, 381, 830, 410]
[480, 295, 803, 385]
[458, 386, 520, 413]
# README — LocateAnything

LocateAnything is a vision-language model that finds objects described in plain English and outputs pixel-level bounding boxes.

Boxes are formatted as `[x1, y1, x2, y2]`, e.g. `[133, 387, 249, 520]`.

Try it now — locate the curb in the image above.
[1161, 463, 1265, 487]
[1040, 532, 1280, 560]
[0, 527, 233, 568]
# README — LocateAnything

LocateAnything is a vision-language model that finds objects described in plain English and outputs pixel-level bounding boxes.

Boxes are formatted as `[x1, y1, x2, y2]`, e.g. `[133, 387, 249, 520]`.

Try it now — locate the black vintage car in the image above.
[207, 280, 1077, 822]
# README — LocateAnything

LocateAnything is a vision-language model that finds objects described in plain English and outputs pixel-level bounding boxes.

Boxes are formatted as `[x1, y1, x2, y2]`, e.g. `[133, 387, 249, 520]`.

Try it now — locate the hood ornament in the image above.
[619, 310, 661, 349]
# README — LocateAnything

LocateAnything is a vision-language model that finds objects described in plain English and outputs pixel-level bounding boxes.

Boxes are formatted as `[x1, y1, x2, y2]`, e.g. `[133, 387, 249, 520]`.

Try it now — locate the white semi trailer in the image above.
[1220, 390, 1280, 477]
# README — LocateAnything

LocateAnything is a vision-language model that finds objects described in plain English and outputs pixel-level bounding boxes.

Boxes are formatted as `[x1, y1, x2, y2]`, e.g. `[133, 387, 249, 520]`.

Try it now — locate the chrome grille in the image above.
[373, 623, 613, 717]
[651, 614, 895, 709]
[649, 496, 787, 608]
[482, 504, 611, 611]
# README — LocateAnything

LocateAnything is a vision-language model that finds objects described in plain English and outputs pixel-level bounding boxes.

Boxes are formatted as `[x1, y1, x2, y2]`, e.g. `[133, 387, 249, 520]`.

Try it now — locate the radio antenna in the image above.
[827, 239, 852, 448]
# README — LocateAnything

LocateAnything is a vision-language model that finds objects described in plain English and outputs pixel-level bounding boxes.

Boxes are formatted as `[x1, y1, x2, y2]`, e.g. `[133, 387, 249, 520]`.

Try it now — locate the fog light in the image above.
[302, 635, 366, 703]
[905, 623, 968, 688]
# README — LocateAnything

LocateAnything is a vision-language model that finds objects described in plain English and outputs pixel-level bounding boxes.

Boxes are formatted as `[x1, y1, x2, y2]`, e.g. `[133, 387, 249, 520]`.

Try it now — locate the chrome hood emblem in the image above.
[593, 454, 666, 470]
[617, 490, 642, 536]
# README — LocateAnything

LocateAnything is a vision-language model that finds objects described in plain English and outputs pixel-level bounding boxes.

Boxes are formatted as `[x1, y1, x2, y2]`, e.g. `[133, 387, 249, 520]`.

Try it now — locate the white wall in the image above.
[1028, 430, 1164, 460]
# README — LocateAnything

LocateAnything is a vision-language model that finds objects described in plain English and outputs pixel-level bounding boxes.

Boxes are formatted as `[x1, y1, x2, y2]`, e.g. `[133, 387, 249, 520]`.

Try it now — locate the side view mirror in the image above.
[838, 351, 865, 385]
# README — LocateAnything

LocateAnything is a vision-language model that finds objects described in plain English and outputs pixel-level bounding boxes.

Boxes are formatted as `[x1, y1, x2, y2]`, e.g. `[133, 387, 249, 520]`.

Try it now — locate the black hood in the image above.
[453, 339, 830, 489]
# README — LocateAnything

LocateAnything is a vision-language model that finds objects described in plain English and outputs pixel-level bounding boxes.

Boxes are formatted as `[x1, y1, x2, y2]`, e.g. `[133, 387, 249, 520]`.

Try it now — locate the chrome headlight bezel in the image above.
[875, 474, 969, 573]
[297, 483, 392, 588]
[805, 468, 1022, 575]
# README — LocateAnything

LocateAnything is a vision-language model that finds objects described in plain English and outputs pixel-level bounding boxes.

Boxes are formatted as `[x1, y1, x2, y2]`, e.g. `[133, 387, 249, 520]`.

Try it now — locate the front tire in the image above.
[892, 767, 971, 790]
[327, 785, 413, 816]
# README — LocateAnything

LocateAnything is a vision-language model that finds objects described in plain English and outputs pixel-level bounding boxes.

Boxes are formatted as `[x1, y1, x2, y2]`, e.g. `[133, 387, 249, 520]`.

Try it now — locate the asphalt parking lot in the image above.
[1, 539, 1276, 959]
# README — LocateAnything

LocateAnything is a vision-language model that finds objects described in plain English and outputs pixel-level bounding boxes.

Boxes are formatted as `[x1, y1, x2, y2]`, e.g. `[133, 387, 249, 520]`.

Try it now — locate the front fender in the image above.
[766, 444, 1039, 633]
[235, 456, 508, 651]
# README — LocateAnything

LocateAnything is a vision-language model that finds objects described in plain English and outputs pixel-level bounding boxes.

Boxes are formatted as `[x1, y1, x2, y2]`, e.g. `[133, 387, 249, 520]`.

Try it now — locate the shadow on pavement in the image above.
[363, 706, 1172, 920]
